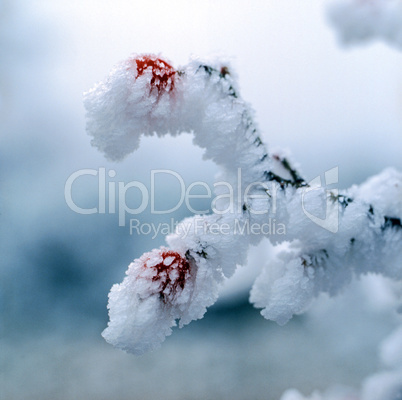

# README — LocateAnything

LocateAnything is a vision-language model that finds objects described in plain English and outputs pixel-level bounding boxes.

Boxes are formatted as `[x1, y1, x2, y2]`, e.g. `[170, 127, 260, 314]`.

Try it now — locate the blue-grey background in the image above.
[1, 0, 402, 399]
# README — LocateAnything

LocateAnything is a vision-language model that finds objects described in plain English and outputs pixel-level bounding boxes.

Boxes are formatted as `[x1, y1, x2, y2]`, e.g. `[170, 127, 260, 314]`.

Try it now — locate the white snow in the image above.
[327, 0, 402, 50]
[87, 54, 402, 356]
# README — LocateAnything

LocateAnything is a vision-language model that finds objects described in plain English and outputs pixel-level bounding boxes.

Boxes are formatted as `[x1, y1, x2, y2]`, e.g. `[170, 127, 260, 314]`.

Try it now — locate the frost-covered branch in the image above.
[251, 168, 402, 325]
[84, 54, 402, 355]
[327, 0, 402, 49]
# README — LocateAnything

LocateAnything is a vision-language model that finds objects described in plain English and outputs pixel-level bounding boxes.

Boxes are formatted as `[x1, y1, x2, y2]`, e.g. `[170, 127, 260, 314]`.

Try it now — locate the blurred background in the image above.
[1, 0, 402, 399]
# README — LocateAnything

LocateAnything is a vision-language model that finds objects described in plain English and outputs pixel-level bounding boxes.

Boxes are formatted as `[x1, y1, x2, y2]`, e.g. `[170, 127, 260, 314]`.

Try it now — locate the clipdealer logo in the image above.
[64, 168, 277, 226]
[64, 167, 339, 233]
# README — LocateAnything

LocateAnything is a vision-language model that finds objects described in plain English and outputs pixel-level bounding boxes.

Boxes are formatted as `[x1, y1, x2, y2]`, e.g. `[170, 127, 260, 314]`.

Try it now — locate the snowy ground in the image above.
[2, 276, 400, 400]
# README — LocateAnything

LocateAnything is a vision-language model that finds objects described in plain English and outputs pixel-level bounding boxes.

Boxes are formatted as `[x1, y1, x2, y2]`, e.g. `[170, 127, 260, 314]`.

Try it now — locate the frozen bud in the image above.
[84, 54, 182, 161]
[139, 248, 191, 302]
[131, 55, 176, 93]
[102, 247, 221, 354]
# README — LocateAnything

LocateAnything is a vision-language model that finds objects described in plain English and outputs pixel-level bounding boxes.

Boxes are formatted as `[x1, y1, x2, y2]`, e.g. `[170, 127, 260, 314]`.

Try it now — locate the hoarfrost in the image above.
[85, 54, 402, 355]
[102, 247, 221, 354]
[327, 0, 402, 49]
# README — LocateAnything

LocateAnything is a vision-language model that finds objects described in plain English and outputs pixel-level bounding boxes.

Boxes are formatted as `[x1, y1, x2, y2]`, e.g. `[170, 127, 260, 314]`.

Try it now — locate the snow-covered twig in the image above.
[84, 54, 402, 355]
[327, 0, 402, 49]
